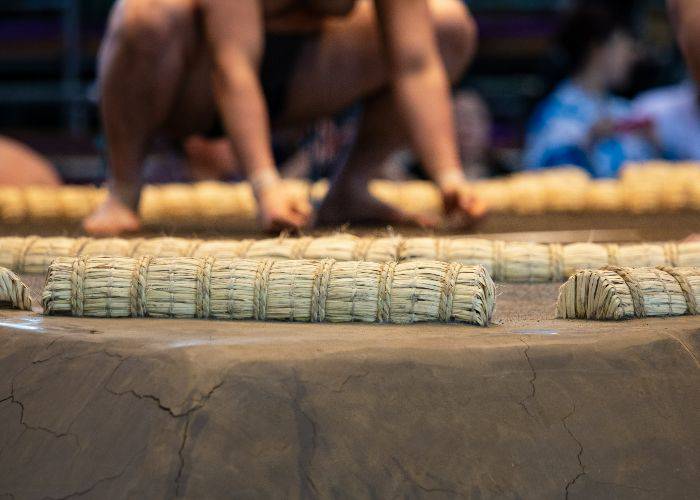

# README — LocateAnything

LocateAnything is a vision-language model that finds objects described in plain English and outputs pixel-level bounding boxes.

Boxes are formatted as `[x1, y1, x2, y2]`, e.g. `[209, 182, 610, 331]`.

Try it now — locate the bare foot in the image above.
[685, 233, 700, 242]
[441, 184, 488, 230]
[315, 181, 438, 228]
[83, 195, 141, 236]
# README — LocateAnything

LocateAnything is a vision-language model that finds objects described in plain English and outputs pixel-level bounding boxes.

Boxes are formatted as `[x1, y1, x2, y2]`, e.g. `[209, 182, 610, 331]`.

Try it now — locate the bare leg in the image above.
[84, 0, 202, 235]
[314, 93, 440, 226]
[278, 0, 477, 227]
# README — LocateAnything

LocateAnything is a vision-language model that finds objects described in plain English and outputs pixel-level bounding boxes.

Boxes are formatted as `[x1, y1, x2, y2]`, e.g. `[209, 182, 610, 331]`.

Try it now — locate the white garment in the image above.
[632, 80, 700, 160]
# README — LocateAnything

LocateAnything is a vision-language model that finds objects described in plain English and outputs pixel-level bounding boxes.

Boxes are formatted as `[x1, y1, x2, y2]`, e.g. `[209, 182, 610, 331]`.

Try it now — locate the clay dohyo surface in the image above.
[1, 279, 698, 499]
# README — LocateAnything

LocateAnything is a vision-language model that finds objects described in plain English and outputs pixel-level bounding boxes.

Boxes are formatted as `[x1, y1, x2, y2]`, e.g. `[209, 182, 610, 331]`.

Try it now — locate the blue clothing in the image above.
[523, 80, 655, 178]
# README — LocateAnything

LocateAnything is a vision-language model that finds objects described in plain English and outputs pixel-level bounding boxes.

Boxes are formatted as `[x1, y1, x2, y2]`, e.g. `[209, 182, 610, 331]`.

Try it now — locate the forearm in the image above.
[375, 0, 467, 190]
[392, 64, 466, 189]
[212, 62, 280, 191]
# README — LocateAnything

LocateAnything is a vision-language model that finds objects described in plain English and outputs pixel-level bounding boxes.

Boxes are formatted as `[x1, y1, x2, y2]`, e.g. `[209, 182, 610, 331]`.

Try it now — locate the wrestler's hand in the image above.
[256, 181, 312, 233]
[441, 183, 487, 229]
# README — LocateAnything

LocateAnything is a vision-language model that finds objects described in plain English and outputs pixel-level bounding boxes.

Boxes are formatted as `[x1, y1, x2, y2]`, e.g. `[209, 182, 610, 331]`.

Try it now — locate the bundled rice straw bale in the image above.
[4, 235, 700, 282]
[471, 178, 512, 212]
[507, 177, 549, 214]
[0, 236, 89, 275]
[657, 164, 700, 210]
[560, 243, 611, 277]
[585, 179, 624, 211]
[495, 242, 559, 282]
[542, 174, 590, 212]
[0, 267, 32, 310]
[676, 241, 700, 266]
[42, 257, 495, 325]
[401, 237, 495, 274]
[620, 162, 666, 213]
[0, 185, 103, 222]
[2, 163, 698, 226]
[609, 243, 673, 268]
[557, 266, 699, 320]
[620, 161, 700, 212]
[370, 180, 443, 216]
[505, 167, 590, 214]
[0, 187, 26, 222]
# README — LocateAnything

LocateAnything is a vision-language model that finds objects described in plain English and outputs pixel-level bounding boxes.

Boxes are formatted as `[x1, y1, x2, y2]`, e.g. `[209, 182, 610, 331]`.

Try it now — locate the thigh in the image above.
[164, 44, 219, 139]
[278, 0, 474, 125]
[279, 1, 386, 125]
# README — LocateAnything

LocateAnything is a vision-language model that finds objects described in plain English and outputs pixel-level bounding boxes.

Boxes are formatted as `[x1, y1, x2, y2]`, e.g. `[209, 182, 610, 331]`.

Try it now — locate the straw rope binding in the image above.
[0, 267, 32, 310]
[556, 266, 699, 320]
[4, 234, 699, 283]
[1, 163, 698, 226]
[42, 257, 495, 325]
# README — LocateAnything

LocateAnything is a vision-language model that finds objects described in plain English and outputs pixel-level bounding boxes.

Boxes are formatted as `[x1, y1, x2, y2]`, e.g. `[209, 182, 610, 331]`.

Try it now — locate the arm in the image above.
[203, 0, 310, 229]
[374, 0, 485, 221]
[669, 0, 700, 85]
[374, 0, 467, 190]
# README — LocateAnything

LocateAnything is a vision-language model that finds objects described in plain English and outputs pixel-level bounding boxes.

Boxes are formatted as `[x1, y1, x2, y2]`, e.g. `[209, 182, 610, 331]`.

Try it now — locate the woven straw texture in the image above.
[0, 267, 32, 310]
[3, 234, 699, 283]
[42, 257, 495, 325]
[557, 266, 699, 320]
[1, 163, 698, 225]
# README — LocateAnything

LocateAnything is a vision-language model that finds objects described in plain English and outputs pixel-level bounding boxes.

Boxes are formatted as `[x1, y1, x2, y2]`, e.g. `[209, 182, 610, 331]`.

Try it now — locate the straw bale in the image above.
[620, 161, 700, 212]
[42, 257, 495, 325]
[4, 235, 700, 283]
[557, 266, 699, 320]
[676, 241, 700, 267]
[2, 164, 699, 226]
[370, 180, 443, 216]
[471, 178, 512, 212]
[0, 267, 32, 310]
[585, 179, 624, 211]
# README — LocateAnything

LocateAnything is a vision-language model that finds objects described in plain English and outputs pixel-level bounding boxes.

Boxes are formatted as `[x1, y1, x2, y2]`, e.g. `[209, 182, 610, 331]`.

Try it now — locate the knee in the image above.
[109, 0, 192, 54]
[432, 0, 478, 82]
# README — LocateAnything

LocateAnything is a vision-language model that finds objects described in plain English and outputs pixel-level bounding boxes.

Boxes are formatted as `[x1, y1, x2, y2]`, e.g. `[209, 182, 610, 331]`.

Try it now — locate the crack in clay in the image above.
[8, 380, 81, 449]
[32, 335, 67, 363]
[562, 404, 586, 499]
[2, 365, 82, 451]
[289, 370, 319, 498]
[518, 338, 537, 417]
[0, 348, 128, 469]
[172, 381, 225, 497]
[333, 370, 370, 393]
[391, 456, 464, 497]
[99, 353, 227, 497]
[32, 350, 67, 365]
[104, 368, 224, 418]
[102, 377, 226, 497]
[174, 416, 191, 497]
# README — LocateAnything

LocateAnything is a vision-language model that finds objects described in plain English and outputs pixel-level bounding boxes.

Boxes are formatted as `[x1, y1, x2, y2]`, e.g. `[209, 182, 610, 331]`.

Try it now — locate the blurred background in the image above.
[0, 0, 687, 185]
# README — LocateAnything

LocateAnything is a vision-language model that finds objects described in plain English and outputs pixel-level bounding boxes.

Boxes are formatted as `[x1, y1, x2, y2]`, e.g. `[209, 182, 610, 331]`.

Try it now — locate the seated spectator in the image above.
[632, 79, 700, 160]
[523, 4, 658, 177]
